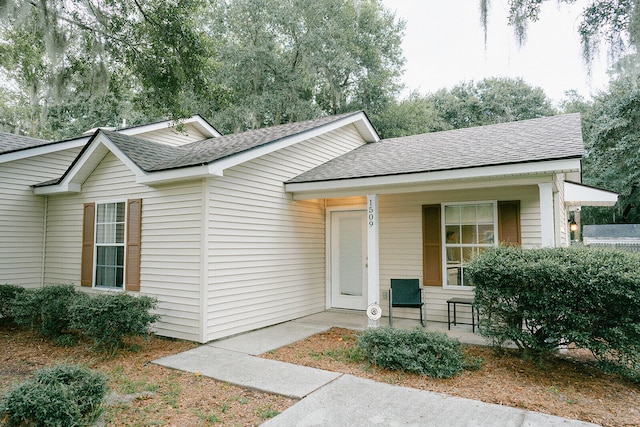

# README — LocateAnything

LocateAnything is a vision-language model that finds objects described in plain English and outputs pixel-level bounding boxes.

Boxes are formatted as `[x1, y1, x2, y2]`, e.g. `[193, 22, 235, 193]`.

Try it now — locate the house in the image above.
[0, 112, 617, 343]
[583, 224, 640, 252]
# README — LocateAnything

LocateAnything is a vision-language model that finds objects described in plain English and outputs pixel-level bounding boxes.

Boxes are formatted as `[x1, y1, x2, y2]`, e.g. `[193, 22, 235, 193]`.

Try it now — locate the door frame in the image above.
[326, 206, 368, 310]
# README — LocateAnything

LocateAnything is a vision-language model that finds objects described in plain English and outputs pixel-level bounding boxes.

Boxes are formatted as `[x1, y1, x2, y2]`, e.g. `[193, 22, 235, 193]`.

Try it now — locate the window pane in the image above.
[115, 202, 125, 222]
[478, 225, 495, 243]
[97, 204, 106, 223]
[462, 247, 475, 263]
[461, 225, 476, 244]
[477, 204, 493, 223]
[444, 206, 460, 224]
[447, 266, 461, 286]
[95, 265, 124, 288]
[445, 226, 459, 244]
[461, 205, 476, 223]
[116, 223, 125, 243]
[446, 247, 461, 263]
[116, 246, 124, 265]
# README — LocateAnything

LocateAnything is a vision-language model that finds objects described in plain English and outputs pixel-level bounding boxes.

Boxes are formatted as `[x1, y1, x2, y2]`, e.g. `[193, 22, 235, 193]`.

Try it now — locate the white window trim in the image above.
[441, 200, 498, 289]
[93, 199, 127, 290]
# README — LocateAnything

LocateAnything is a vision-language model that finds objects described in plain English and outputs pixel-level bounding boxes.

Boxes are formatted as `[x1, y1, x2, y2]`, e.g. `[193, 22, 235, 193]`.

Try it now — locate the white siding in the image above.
[0, 148, 81, 287]
[205, 125, 365, 341]
[372, 186, 541, 324]
[44, 153, 204, 341]
[137, 123, 209, 146]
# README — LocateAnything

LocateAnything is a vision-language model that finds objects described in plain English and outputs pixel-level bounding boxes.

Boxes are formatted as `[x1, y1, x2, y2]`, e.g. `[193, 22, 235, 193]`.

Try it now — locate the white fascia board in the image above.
[33, 182, 82, 195]
[211, 112, 378, 171]
[286, 158, 581, 199]
[187, 115, 222, 138]
[564, 181, 618, 206]
[119, 115, 221, 138]
[0, 137, 89, 164]
[135, 164, 223, 186]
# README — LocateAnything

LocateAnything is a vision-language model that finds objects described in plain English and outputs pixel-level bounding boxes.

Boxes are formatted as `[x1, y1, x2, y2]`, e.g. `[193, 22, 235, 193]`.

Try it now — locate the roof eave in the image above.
[286, 158, 581, 199]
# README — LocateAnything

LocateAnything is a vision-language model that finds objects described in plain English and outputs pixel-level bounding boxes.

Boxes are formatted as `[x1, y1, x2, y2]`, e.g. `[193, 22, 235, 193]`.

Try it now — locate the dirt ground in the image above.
[262, 327, 640, 427]
[0, 323, 293, 426]
[2, 323, 639, 427]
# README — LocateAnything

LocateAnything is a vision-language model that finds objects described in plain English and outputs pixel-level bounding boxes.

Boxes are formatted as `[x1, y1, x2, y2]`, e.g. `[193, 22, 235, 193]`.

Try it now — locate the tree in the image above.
[207, 0, 405, 133]
[1, 0, 405, 138]
[0, 0, 220, 139]
[580, 71, 640, 224]
[371, 91, 448, 138]
[481, 0, 640, 64]
[372, 77, 556, 138]
[426, 77, 556, 130]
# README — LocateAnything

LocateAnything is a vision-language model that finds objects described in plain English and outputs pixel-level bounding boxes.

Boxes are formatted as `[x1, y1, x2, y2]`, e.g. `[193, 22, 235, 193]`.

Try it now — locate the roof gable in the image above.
[34, 111, 378, 193]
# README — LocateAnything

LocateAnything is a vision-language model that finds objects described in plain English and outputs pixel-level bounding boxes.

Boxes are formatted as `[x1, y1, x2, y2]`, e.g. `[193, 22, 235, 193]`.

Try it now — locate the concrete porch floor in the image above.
[292, 309, 490, 346]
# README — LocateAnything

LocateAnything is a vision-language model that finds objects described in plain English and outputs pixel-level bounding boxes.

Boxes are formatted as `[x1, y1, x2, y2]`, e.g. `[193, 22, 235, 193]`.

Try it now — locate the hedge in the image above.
[468, 246, 640, 379]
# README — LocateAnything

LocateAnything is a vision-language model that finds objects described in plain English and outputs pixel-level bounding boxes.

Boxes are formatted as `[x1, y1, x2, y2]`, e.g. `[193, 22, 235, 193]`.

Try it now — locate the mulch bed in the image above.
[261, 327, 640, 427]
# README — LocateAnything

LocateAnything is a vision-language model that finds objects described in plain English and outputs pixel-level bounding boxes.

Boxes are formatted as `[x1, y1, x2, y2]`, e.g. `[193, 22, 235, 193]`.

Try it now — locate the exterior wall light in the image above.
[569, 220, 578, 232]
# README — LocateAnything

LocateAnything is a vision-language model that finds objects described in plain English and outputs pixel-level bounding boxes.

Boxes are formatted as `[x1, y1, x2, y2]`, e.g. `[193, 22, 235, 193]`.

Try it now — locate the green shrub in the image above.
[0, 364, 107, 427]
[71, 292, 160, 352]
[468, 246, 640, 378]
[356, 327, 476, 378]
[10, 285, 82, 338]
[0, 285, 26, 323]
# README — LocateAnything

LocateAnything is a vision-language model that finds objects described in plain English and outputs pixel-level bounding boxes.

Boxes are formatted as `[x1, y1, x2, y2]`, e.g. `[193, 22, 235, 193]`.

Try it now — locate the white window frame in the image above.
[441, 201, 498, 289]
[93, 200, 127, 290]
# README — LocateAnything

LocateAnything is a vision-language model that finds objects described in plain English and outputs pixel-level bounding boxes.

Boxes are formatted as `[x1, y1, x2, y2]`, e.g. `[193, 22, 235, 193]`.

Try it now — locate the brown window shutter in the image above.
[422, 204, 442, 286]
[126, 198, 142, 291]
[81, 203, 95, 287]
[498, 201, 521, 246]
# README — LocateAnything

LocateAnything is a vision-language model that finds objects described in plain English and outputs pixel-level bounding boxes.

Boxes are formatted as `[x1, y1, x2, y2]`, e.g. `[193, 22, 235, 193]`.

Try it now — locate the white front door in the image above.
[330, 210, 368, 310]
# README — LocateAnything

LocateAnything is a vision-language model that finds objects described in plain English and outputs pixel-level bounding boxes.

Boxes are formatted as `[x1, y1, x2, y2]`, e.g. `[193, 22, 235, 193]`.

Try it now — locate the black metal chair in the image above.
[389, 278, 425, 327]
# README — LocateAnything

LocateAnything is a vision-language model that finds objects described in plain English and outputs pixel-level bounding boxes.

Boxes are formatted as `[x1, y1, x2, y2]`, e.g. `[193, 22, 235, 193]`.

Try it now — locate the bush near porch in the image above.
[5, 284, 159, 351]
[468, 246, 640, 381]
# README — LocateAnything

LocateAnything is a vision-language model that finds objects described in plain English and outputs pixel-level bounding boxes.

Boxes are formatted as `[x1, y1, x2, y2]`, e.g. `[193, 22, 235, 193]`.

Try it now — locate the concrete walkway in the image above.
[153, 311, 599, 427]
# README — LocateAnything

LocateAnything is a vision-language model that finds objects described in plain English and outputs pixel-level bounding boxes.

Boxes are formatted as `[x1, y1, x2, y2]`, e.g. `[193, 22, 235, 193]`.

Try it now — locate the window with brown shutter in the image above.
[80, 199, 142, 291]
[423, 200, 521, 287]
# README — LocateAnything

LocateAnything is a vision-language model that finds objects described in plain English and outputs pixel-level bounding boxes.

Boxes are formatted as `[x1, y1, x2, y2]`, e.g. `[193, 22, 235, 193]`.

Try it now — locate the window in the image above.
[422, 201, 519, 288]
[81, 199, 142, 291]
[443, 202, 497, 287]
[95, 202, 126, 288]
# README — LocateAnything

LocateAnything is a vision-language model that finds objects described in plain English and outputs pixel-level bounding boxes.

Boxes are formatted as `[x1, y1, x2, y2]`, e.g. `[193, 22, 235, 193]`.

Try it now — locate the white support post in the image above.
[366, 194, 380, 327]
[538, 183, 555, 248]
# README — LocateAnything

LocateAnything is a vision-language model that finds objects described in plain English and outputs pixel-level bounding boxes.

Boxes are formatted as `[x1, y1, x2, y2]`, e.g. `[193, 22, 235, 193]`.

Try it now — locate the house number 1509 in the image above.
[368, 200, 375, 228]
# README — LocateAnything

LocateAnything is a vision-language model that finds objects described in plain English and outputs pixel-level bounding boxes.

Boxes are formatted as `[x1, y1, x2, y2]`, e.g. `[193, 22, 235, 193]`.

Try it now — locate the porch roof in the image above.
[564, 181, 618, 207]
[287, 114, 584, 184]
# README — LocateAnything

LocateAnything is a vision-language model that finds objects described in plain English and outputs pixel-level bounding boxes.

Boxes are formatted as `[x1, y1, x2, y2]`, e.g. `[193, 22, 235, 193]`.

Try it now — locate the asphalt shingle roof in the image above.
[104, 111, 365, 172]
[287, 114, 584, 184]
[0, 132, 51, 155]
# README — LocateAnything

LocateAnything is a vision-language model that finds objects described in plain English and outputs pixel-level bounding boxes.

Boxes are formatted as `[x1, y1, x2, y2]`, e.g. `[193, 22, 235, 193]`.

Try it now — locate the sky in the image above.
[380, 0, 612, 104]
